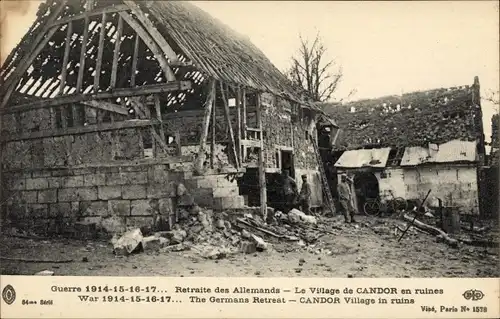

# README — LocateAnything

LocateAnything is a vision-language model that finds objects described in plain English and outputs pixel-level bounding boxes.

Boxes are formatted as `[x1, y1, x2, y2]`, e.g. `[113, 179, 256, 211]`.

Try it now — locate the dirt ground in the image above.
[1, 215, 498, 278]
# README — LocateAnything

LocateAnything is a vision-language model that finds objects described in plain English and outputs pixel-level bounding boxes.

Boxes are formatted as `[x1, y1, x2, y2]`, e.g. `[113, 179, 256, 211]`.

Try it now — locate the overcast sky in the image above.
[1, 1, 498, 141]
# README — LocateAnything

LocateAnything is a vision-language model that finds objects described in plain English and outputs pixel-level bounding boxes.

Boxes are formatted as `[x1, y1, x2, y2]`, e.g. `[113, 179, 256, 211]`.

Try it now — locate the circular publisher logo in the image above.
[2, 285, 16, 305]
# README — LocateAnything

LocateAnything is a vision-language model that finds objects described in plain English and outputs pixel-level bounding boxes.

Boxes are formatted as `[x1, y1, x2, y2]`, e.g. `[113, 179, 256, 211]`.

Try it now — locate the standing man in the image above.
[298, 174, 312, 215]
[338, 173, 356, 223]
[282, 169, 298, 213]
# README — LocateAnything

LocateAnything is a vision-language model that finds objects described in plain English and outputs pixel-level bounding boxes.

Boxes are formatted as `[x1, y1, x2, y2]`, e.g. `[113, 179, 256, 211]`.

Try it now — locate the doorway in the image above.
[353, 172, 380, 212]
[281, 150, 295, 178]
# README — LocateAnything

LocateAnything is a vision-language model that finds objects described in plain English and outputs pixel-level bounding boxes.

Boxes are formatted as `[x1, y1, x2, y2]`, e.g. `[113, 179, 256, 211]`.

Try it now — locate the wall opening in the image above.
[353, 171, 380, 212]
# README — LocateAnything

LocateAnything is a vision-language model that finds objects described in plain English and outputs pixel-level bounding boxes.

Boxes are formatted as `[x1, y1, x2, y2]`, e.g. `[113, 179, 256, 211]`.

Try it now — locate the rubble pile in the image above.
[111, 196, 340, 259]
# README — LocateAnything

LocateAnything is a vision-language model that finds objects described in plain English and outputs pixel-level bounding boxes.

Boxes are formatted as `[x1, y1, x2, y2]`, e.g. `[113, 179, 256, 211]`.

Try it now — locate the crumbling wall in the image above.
[326, 85, 480, 150]
[403, 165, 479, 214]
[2, 164, 185, 236]
[374, 168, 406, 200]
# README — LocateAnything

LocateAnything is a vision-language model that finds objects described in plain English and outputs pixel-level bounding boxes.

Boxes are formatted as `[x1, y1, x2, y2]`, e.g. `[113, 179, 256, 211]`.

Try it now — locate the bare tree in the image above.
[286, 33, 351, 103]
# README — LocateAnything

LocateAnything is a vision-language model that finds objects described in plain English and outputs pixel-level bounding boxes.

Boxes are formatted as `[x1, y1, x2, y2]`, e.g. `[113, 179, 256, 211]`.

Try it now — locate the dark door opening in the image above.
[353, 172, 379, 212]
[281, 150, 295, 177]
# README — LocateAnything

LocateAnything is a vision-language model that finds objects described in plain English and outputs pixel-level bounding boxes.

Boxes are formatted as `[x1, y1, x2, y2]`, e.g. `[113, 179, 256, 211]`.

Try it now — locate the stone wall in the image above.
[2, 163, 185, 235]
[2, 128, 143, 170]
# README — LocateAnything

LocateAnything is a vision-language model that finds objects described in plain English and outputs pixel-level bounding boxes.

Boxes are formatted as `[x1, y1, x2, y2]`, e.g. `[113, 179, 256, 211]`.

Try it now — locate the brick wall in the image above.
[2, 164, 185, 235]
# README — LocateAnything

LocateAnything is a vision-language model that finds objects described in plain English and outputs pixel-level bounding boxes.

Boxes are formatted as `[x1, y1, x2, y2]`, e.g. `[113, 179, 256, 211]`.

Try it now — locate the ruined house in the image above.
[0, 0, 333, 235]
[324, 78, 488, 216]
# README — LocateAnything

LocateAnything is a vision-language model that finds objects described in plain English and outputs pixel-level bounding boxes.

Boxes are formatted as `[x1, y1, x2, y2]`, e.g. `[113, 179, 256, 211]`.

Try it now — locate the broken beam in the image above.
[195, 78, 216, 174]
[2, 81, 192, 115]
[220, 82, 240, 169]
[80, 100, 129, 116]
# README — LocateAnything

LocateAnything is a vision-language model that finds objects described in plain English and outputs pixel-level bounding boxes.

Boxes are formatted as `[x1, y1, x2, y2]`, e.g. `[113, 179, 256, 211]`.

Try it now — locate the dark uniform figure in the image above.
[298, 174, 312, 215]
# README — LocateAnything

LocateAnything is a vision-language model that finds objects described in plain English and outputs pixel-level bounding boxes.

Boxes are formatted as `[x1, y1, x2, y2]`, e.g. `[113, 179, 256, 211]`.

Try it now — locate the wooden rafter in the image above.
[130, 34, 140, 87]
[123, 1, 180, 64]
[1, 1, 67, 100]
[110, 15, 124, 89]
[1, 81, 192, 115]
[94, 13, 107, 92]
[118, 11, 176, 82]
[49, 5, 129, 27]
[59, 21, 73, 96]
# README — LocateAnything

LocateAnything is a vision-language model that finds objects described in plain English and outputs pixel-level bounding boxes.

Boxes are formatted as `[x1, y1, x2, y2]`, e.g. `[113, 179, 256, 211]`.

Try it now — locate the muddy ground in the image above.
[1, 215, 498, 278]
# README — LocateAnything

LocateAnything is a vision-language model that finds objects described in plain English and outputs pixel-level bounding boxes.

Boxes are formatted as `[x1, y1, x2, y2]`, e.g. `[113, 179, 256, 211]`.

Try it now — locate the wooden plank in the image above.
[94, 13, 107, 92]
[80, 100, 129, 115]
[195, 79, 216, 174]
[49, 5, 129, 27]
[256, 92, 267, 220]
[2, 81, 192, 115]
[1, 119, 160, 142]
[110, 15, 123, 89]
[220, 82, 239, 169]
[123, 1, 179, 63]
[118, 12, 176, 82]
[130, 34, 140, 87]
[59, 21, 73, 96]
[0, 25, 61, 110]
[76, 16, 90, 92]
[235, 86, 242, 164]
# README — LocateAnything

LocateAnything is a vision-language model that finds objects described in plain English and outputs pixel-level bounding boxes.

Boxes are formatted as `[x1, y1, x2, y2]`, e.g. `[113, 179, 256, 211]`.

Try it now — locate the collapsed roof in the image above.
[0, 0, 323, 112]
[322, 78, 484, 150]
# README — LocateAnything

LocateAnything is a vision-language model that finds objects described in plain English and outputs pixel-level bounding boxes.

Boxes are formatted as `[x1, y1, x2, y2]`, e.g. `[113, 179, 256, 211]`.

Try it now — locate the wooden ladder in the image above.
[311, 135, 336, 215]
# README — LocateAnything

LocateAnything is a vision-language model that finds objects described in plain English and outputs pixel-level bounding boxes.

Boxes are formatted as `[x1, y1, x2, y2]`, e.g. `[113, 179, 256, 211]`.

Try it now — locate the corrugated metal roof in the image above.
[334, 147, 391, 168]
[400, 140, 477, 166]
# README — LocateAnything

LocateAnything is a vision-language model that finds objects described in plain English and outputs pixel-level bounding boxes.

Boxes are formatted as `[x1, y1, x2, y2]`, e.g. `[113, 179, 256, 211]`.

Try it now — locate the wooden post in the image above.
[220, 82, 239, 169]
[94, 13, 107, 93]
[195, 79, 216, 174]
[210, 87, 216, 169]
[154, 95, 166, 144]
[256, 92, 267, 221]
[235, 86, 242, 165]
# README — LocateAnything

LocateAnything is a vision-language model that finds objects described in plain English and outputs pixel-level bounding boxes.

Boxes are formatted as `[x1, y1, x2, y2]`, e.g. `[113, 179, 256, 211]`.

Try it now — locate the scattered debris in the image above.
[402, 213, 458, 247]
[0, 257, 74, 263]
[288, 209, 317, 225]
[112, 228, 143, 256]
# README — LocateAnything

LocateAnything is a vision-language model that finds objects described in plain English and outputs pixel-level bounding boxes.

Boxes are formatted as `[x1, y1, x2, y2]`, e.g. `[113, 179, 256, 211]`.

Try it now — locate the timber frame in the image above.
[0, 0, 330, 219]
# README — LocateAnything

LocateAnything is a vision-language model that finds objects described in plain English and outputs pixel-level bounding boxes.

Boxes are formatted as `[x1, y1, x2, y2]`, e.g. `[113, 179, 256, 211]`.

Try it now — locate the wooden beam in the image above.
[130, 34, 140, 87]
[94, 13, 107, 92]
[80, 100, 129, 115]
[1, 119, 160, 142]
[236, 86, 242, 164]
[49, 5, 129, 27]
[210, 87, 216, 169]
[0, 26, 60, 110]
[220, 82, 240, 169]
[110, 15, 123, 89]
[123, 1, 180, 63]
[118, 11, 176, 82]
[2, 81, 192, 115]
[195, 79, 216, 174]
[59, 20, 72, 95]
[256, 93, 267, 221]
[76, 15, 90, 91]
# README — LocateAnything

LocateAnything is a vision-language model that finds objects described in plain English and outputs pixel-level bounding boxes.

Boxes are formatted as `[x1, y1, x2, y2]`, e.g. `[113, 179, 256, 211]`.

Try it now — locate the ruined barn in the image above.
[324, 78, 488, 216]
[0, 0, 333, 235]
